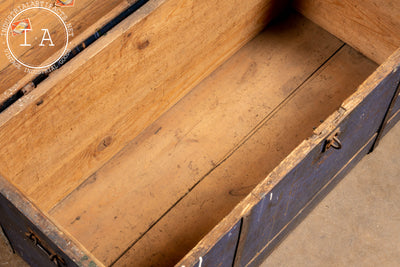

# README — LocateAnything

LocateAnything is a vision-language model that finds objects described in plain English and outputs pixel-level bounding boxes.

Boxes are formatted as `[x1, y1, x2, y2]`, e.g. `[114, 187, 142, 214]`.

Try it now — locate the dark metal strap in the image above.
[370, 78, 400, 153]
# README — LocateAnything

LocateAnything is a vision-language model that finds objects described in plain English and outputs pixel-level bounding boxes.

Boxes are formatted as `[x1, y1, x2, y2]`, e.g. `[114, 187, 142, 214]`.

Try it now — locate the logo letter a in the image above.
[39, 29, 55, 46]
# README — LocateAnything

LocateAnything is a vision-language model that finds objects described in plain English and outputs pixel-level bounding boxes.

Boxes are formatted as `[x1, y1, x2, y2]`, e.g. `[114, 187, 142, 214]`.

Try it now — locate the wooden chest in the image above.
[0, 0, 399, 266]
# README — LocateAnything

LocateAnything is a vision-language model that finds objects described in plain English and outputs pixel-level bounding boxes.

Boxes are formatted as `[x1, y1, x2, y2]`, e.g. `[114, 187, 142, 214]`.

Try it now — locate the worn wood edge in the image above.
[176, 48, 400, 266]
[341, 48, 400, 111]
[0, 175, 104, 267]
[0, 0, 165, 127]
[0, 1, 132, 105]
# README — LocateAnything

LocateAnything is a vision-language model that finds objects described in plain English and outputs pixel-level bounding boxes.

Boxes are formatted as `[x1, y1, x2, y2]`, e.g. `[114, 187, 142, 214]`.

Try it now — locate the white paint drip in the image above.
[199, 256, 203, 267]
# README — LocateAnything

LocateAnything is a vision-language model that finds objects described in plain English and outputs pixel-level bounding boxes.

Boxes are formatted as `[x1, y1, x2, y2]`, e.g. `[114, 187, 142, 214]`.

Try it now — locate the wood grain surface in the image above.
[118, 45, 376, 267]
[0, 0, 284, 214]
[177, 48, 400, 267]
[0, 0, 396, 265]
[48, 13, 377, 265]
[293, 0, 400, 64]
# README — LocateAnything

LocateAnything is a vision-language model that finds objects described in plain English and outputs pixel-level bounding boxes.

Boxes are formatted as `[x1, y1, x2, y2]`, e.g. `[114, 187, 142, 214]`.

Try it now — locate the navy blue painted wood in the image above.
[383, 108, 400, 137]
[180, 220, 241, 267]
[234, 69, 400, 267]
[388, 89, 400, 119]
[380, 78, 400, 137]
[370, 78, 400, 152]
[0, 193, 78, 267]
[248, 134, 376, 267]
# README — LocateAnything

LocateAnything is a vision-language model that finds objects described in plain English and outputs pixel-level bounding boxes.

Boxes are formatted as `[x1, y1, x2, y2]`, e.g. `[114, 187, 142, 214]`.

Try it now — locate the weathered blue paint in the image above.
[383, 109, 400, 137]
[388, 88, 400, 119]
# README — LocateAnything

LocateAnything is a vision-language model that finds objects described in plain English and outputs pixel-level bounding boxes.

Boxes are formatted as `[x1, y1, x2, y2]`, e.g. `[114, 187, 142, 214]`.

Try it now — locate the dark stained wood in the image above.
[0, 176, 103, 267]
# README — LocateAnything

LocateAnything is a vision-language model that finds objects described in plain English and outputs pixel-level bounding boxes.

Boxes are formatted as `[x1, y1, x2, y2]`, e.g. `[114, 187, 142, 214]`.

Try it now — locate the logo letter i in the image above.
[20, 29, 32, 47]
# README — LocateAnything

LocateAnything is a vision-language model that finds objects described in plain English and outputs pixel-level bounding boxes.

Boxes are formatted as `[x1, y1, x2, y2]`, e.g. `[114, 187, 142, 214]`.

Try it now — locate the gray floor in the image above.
[1, 122, 400, 266]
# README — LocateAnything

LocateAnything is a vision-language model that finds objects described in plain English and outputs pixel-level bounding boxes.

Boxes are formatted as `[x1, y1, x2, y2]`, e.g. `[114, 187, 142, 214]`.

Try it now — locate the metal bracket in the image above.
[370, 78, 400, 153]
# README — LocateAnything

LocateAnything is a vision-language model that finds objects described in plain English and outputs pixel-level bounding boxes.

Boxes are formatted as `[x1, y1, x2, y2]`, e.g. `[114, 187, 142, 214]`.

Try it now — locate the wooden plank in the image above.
[247, 133, 377, 267]
[177, 48, 400, 267]
[234, 53, 400, 267]
[0, 0, 288, 212]
[48, 13, 346, 265]
[0, 175, 103, 267]
[0, 0, 131, 102]
[293, 0, 400, 64]
[116, 45, 376, 267]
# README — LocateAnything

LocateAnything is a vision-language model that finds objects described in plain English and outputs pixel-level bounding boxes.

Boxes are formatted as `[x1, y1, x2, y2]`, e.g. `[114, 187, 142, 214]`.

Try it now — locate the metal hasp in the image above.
[323, 129, 342, 152]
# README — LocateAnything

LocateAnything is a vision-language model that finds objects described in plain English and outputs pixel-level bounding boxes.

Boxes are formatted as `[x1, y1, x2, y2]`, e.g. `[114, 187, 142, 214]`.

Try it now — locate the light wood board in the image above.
[0, 0, 286, 213]
[293, 0, 400, 64]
